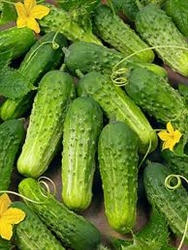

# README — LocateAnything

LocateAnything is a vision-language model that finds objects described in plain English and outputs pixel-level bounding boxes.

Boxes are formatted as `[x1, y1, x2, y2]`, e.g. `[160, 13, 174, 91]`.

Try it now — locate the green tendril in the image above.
[38, 176, 57, 198]
[178, 214, 188, 250]
[138, 139, 152, 168]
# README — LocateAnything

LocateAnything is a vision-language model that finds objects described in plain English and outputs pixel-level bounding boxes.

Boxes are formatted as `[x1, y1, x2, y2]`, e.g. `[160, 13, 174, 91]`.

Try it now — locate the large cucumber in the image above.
[0, 119, 25, 191]
[0, 31, 67, 120]
[18, 178, 101, 250]
[77, 71, 158, 154]
[62, 96, 103, 211]
[12, 201, 65, 250]
[0, 27, 36, 60]
[92, 4, 154, 62]
[17, 70, 75, 178]
[135, 4, 188, 77]
[143, 162, 188, 243]
[64, 41, 168, 78]
[98, 121, 139, 233]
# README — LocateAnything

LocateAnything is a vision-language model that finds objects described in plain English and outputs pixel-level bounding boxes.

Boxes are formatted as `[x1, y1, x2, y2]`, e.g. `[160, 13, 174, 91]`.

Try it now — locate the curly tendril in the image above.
[111, 45, 188, 87]
[164, 174, 188, 250]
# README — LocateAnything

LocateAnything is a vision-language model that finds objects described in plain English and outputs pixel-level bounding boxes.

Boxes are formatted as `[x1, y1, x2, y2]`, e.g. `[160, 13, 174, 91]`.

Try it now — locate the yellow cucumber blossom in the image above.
[0, 193, 25, 240]
[157, 121, 182, 151]
[15, 0, 50, 34]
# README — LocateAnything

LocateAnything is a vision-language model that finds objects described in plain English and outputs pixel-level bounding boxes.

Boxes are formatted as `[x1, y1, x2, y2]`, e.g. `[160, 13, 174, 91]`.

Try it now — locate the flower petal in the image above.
[0, 194, 11, 216]
[31, 5, 50, 19]
[173, 130, 182, 143]
[0, 221, 13, 240]
[166, 121, 174, 134]
[27, 17, 40, 33]
[15, 2, 27, 18]
[16, 16, 27, 28]
[162, 139, 176, 151]
[2, 208, 26, 224]
[24, 0, 36, 12]
[157, 130, 171, 141]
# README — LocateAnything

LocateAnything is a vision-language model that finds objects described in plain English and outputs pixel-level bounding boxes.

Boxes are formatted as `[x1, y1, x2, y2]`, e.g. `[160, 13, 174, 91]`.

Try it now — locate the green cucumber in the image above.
[125, 66, 188, 133]
[0, 31, 67, 121]
[64, 41, 168, 78]
[0, 119, 25, 191]
[39, 3, 101, 45]
[98, 121, 139, 233]
[17, 70, 75, 178]
[0, 27, 36, 60]
[163, 0, 188, 38]
[57, 0, 100, 12]
[143, 162, 188, 243]
[92, 4, 154, 62]
[62, 96, 103, 211]
[18, 177, 101, 250]
[77, 71, 158, 154]
[12, 201, 65, 250]
[135, 4, 188, 77]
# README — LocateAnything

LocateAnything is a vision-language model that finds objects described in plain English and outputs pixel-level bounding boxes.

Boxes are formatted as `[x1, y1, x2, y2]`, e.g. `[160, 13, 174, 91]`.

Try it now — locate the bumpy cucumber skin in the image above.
[0, 32, 67, 121]
[135, 4, 188, 77]
[57, 0, 100, 11]
[17, 70, 75, 178]
[0, 27, 36, 60]
[12, 202, 65, 250]
[0, 119, 25, 191]
[77, 71, 158, 154]
[125, 67, 187, 132]
[18, 178, 101, 250]
[144, 162, 188, 243]
[92, 4, 154, 62]
[98, 122, 139, 233]
[64, 41, 167, 78]
[163, 0, 188, 38]
[62, 96, 103, 211]
[39, 4, 101, 45]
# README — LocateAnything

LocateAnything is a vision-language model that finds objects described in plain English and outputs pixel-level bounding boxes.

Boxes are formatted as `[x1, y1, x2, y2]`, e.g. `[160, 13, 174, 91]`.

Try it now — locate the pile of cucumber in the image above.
[1, 0, 188, 249]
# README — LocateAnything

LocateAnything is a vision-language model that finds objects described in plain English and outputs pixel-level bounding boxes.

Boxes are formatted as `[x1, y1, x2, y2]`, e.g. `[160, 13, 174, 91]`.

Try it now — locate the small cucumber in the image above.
[57, 0, 100, 12]
[0, 31, 67, 121]
[39, 4, 102, 45]
[64, 41, 168, 78]
[62, 96, 103, 211]
[135, 4, 188, 77]
[125, 66, 187, 133]
[143, 162, 188, 243]
[17, 70, 75, 178]
[18, 177, 101, 250]
[0, 27, 36, 60]
[77, 71, 158, 154]
[12, 201, 65, 250]
[0, 119, 25, 191]
[98, 121, 139, 233]
[92, 4, 155, 62]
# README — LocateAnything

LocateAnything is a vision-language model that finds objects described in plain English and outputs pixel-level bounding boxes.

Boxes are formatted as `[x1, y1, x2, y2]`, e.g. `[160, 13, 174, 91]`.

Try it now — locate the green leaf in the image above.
[0, 0, 17, 25]
[0, 67, 35, 99]
[0, 50, 13, 69]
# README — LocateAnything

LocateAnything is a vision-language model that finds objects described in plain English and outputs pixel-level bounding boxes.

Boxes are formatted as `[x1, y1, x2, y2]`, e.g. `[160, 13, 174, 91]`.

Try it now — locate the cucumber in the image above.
[62, 96, 103, 211]
[18, 177, 101, 250]
[135, 4, 188, 77]
[64, 41, 168, 78]
[57, 0, 100, 12]
[0, 27, 36, 60]
[0, 31, 67, 121]
[98, 121, 139, 233]
[163, 0, 188, 38]
[39, 3, 102, 45]
[0, 119, 25, 191]
[92, 4, 155, 62]
[143, 162, 188, 243]
[12, 201, 65, 250]
[125, 66, 188, 133]
[17, 70, 75, 178]
[77, 71, 158, 154]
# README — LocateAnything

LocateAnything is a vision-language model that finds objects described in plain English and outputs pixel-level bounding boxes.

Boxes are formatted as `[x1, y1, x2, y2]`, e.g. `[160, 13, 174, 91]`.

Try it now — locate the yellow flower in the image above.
[0, 193, 26, 240]
[157, 121, 182, 151]
[15, 0, 50, 34]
